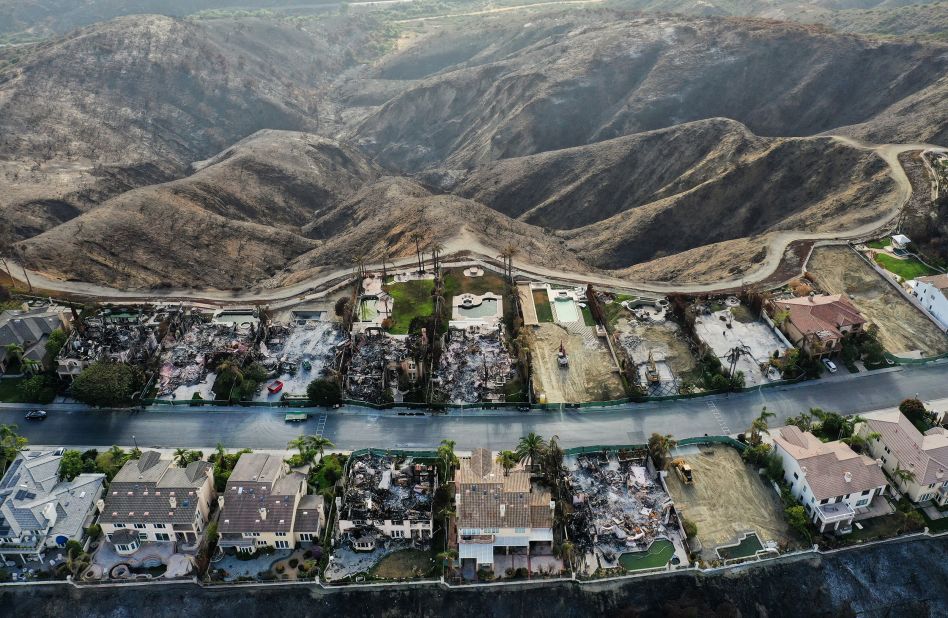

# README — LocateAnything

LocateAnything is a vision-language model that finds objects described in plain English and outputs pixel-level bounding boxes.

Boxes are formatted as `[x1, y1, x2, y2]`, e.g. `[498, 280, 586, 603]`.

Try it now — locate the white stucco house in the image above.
[908, 274, 948, 333]
[772, 426, 888, 533]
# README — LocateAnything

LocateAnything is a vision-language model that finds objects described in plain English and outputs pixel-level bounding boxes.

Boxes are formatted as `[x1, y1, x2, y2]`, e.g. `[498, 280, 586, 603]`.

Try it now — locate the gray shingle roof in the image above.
[218, 454, 307, 534]
[100, 454, 212, 525]
[294, 495, 324, 533]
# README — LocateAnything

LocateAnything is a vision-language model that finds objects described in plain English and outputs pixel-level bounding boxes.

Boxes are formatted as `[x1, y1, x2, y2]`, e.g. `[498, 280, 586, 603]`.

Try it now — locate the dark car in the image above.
[24, 409, 47, 420]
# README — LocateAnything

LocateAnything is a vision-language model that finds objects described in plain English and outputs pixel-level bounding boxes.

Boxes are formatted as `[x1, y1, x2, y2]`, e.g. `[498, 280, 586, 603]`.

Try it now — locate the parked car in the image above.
[822, 358, 838, 373]
[267, 380, 284, 394]
[24, 409, 47, 420]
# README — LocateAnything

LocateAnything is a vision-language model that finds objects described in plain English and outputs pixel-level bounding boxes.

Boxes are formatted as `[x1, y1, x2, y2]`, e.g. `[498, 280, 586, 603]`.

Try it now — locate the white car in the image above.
[822, 358, 838, 373]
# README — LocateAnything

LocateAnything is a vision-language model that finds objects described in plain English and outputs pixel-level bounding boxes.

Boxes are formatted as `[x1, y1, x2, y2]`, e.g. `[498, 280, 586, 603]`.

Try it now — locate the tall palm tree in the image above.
[305, 435, 334, 460]
[499, 244, 518, 283]
[892, 464, 916, 488]
[496, 450, 517, 476]
[749, 407, 776, 446]
[430, 241, 445, 272]
[436, 548, 458, 566]
[437, 439, 458, 482]
[516, 433, 546, 472]
[409, 231, 425, 274]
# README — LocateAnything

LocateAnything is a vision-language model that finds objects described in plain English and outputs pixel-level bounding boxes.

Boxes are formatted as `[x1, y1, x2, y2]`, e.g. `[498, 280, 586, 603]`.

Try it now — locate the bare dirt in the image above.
[613, 316, 697, 376]
[807, 246, 948, 356]
[527, 322, 624, 403]
[664, 445, 791, 561]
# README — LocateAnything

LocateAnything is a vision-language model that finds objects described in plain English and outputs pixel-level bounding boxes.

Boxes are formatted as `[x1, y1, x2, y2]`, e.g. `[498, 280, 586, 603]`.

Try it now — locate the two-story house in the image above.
[0, 449, 104, 563]
[217, 453, 322, 552]
[908, 274, 948, 333]
[772, 426, 887, 533]
[97, 451, 215, 554]
[455, 448, 554, 571]
[859, 409, 948, 505]
[772, 295, 866, 358]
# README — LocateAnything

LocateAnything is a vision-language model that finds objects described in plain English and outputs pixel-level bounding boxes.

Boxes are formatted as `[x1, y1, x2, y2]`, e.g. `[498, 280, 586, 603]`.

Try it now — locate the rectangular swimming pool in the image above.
[553, 297, 580, 323]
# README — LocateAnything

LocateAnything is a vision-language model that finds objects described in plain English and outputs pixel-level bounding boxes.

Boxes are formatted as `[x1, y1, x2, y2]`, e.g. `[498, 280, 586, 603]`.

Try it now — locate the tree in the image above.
[647, 432, 676, 469]
[409, 230, 426, 274]
[212, 360, 243, 401]
[18, 374, 51, 403]
[173, 448, 190, 467]
[0, 424, 27, 473]
[784, 505, 811, 541]
[516, 433, 546, 471]
[4, 343, 23, 371]
[681, 516, 698, 539]
[45, 328, 68, 359]
[436, 548, 458, 566]
[899, 398, 929, 429]
[307, 378, 342, 406]
[334, 297, 352, 322]
[764, 451, 784, 482]
[892, 463, 916, 488]
[58, 449, 91, 481]
[437, 439, 458, 482]
[785, 411, 813, 432]
[70, 361, 143, 407]
[748, 407, 775, 446]
[306, 435, 334, 461]
[496, 450, 517, 476]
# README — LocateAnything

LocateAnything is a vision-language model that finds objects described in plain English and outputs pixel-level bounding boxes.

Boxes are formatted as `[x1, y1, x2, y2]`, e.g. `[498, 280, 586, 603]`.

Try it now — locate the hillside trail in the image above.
[5, 138, 946, 304]
[392, 0, 605, 23]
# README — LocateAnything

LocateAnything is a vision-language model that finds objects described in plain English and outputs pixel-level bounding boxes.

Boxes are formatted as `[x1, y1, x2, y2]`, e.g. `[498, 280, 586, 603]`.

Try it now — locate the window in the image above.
[861, 489, 870, 495]
[921, 493, 934, 502]
[515, 528, 527, 534]
[820, 499, 828, 505]
[138, 533, 148, 541]
[116, 544, 129, 552]
[275, 532, 287, 537]
[154, 524, 166, 529]
[242, 532, 260, 538]
[155, 533, 170, 541]
[134, 524, 147, 529]
[793, 472, 799, 480]
[275, 540, 290, 549]
[256, 540, 267, 546]
[391, 530, 404, 538]
[299, 533, 313, 542]
[855, 499, 869, 507]
[114, 523, 126, 528]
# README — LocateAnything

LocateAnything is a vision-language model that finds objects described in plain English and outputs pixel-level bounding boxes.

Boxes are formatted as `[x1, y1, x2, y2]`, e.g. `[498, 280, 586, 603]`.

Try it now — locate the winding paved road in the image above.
[6, 138, 946, 304]
[6, 363, 947, 451]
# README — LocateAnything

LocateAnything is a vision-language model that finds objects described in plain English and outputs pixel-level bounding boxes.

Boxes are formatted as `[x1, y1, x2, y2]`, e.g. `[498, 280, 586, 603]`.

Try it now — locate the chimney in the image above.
[259, 507, 268, 521]
[549, 500, 555, 511]
[96, 499, 105, 513]
[217, 495, 225, 509]
[937, 469, 945, 480]
[800, 466, 807, 477]
[499, 504, 506, 518]
[844, 472, 853, 483]
[169, 496, 177, 509]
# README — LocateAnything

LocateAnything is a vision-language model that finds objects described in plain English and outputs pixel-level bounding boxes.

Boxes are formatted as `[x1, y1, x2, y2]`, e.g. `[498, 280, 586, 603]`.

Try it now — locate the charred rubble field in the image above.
[3, 536, 946, 616]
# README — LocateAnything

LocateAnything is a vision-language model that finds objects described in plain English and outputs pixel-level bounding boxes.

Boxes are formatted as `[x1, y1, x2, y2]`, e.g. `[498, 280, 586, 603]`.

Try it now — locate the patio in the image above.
[210, 548, 292, 581]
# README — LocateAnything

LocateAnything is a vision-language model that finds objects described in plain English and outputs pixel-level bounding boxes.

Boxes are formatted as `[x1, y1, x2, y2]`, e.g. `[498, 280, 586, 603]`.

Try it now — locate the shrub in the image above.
[307, 378, 342, 406]
[275, 565, 285, 574]
[289, 558, 299, 569]
[681, 516, 698, 539]
[70, 362, 143, 407]
[85, 524, 102, 540]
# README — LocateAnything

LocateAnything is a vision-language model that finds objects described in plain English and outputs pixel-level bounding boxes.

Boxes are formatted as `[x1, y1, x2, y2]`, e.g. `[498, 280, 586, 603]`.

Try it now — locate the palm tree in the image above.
[516, 433, 546, 472]
[288, 436, 309, 458]
[409, 231, 425, 274]
[749, 407, 776, 446]
[430, 241, 445, 272]
[305, 435, 334, 461]
[556, 540, 576, 568]
[437, 439, 458, 482]
[436, 548, 458, 566]
[499, 244, 518, 283]
[647, 432, 676, 469]
[496, 450, 517, 476]
[893, 463, 916, 488]
[173, 447, 190, 467]
[21, 357, 41, 375]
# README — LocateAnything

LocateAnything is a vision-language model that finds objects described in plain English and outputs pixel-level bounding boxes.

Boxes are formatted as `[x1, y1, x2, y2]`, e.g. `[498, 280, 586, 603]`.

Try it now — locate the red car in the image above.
[267, 380, 284, 394]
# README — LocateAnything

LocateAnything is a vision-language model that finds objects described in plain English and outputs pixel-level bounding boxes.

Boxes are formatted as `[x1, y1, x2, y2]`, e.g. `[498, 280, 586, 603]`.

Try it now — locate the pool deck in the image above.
[518, 284, 539, 326]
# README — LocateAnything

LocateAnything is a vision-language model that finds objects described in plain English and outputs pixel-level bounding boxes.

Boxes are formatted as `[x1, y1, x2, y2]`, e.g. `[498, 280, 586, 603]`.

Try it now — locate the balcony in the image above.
[817, 501, 854, 523]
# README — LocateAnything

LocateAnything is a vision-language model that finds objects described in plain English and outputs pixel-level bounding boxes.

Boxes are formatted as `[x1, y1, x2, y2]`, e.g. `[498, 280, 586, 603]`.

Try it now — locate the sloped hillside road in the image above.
[5, 138, 946, 303]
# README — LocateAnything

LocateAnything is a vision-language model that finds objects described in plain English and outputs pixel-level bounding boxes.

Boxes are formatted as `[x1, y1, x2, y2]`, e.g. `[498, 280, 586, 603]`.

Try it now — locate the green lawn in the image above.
[866, 238, 892, 250]
[0, 378, 24, 402]
[618, 539, 675, 571]
[873, 253, 939, 280]
[442, 269, 506, 297]
[385, 279, 435, 334]
[581, 305, 597, 327]
[533, 290, 554, 323]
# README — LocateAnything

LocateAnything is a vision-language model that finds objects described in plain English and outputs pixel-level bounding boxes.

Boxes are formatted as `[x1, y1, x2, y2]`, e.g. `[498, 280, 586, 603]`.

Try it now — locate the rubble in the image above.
[340, 453, 436, 527]
[565, 451, 676, 571]
[345, 332, 419, 404]
[57, 306, 178, 379]
[254, 321, 346, 399]
[433, 329, 517, 403]
[156, 311, 259, 398]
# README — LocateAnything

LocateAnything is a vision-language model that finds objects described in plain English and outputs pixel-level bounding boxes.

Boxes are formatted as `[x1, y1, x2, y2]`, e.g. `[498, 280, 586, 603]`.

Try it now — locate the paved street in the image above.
[4, 363, 947, 451]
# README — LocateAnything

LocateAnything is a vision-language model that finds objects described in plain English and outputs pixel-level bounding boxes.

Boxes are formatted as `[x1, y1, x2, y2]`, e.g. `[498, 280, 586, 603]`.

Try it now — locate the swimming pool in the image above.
[553, 297, 580, 323]
[457, 298, 499, 319]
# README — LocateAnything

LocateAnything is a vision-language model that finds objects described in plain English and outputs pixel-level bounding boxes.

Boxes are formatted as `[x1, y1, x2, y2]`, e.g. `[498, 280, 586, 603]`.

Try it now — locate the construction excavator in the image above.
[672, 458, 694, 485]
[645, 350, 660, 384]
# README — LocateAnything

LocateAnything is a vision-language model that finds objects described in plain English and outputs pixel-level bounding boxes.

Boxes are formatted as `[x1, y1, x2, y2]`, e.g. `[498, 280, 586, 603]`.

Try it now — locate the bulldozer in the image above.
[672, 458, 694, 485]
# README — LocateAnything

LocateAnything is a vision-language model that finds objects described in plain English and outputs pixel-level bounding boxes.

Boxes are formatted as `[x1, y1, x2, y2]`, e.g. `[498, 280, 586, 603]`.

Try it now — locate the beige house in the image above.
[455, 448, 554, 570]
[772, 295, 866, 358]
[98, 451, 215, 549]
[218, 453, 323, 552]
[772, 426, 887, 533]
[858, 410, 948, 505]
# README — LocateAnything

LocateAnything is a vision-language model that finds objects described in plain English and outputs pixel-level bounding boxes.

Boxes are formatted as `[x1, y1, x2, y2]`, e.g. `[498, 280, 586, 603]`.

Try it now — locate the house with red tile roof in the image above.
[772, 294, 867, 358]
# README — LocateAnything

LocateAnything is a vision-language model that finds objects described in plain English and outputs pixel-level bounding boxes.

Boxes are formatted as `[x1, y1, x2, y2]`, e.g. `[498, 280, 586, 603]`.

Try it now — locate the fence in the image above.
[562, 436, 746, 457]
